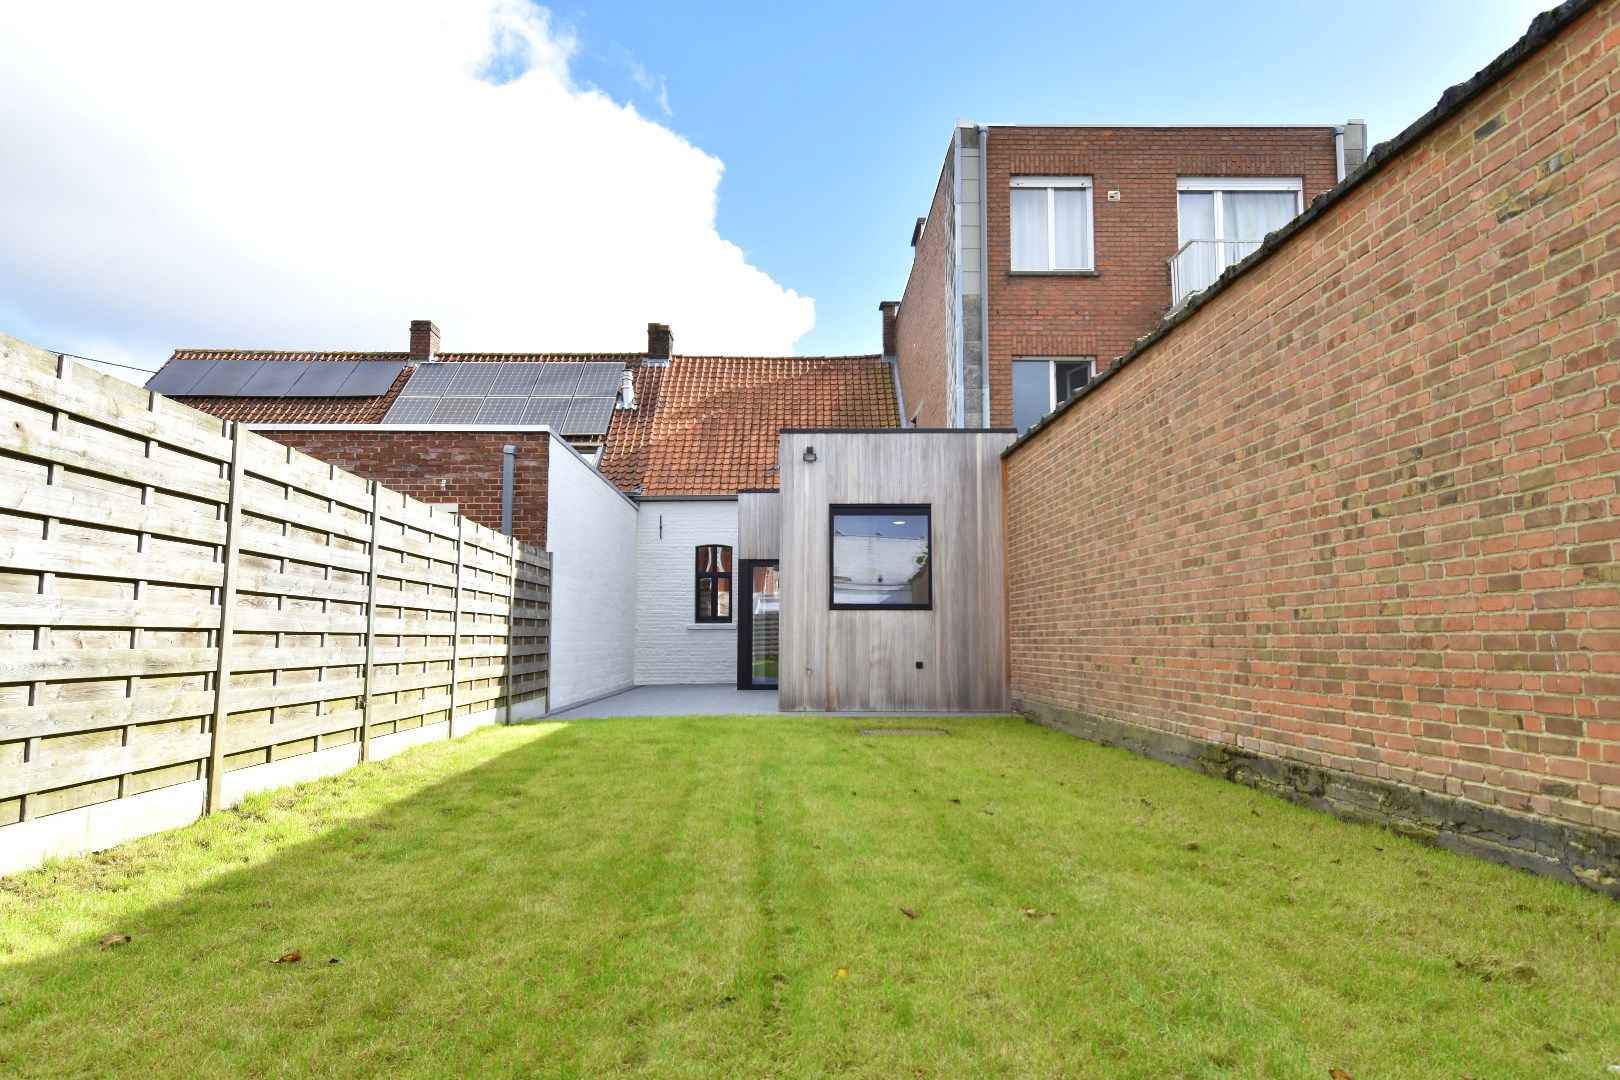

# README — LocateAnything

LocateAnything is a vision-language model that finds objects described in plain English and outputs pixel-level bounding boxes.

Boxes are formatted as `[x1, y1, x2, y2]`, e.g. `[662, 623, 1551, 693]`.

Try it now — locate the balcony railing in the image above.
[1169, 238, 1264, 310]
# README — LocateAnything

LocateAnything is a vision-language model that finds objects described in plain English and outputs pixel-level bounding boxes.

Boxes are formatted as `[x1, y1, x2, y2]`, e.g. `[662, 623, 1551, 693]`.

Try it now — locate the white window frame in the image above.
[1175, 176, 1304, 242]
[1010, 176, 1094, 271]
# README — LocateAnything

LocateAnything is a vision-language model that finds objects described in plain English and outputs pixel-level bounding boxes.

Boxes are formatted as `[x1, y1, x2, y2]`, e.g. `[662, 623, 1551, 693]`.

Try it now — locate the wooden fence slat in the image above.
[205, 423, 245, 813]
[1, 484, 228, 545]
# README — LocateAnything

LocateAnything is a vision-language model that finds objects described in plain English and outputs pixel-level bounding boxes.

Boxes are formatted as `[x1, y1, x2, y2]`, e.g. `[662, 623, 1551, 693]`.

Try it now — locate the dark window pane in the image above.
[830, 507, 930, 609]
[1012, 360, 1051, 434]
[1054, 361, 1092, 401]
[718, 548, 732, 572]
[717, 577, 731, 617]
[697, 578, 714, 618]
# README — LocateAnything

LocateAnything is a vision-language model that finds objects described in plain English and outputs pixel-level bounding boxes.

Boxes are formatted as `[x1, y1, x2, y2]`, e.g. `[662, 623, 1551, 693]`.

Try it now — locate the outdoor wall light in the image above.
[802, 446, 817, 463]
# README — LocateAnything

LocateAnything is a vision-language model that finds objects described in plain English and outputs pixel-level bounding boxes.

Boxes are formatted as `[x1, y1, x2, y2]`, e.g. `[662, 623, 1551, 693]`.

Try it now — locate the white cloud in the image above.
[0, 0, 814, 372]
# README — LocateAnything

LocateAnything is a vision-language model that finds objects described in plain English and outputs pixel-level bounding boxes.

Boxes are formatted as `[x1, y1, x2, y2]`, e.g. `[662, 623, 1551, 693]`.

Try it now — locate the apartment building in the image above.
[886, 120, 1367, 431]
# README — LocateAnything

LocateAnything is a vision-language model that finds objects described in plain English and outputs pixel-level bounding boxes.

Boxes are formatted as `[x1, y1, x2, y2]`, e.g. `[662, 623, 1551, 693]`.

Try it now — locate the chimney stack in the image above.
[1343, 119, 1369, 173]
[409, 319, 440, 362]
[646, 322, 673, 365]
[878, 301, 900, 358]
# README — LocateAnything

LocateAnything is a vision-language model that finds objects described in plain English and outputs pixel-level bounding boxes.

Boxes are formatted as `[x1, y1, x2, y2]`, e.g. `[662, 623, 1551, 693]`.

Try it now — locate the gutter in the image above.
[1334, 125, 1347, 183]
[1001, 0, 1600, 461]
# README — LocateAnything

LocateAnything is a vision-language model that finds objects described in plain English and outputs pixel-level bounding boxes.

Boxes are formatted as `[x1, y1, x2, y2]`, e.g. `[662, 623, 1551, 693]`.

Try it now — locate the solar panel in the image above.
[476, 397, 528, 423]
[448, 363, 500, 394]
[287, 361, 361, 397]
[575, 362, 624, 397]
[562, 397, 616, 435]
[487, 364, 543, 396]
[383, 398, 437, 424]
[431, 397, 482, 423]
[239, 361, 314, 395]
[145, 360, 218, 396]
[337, 360, 407, 396]
[188, 360, 263, 396]
[400, 363, 456, 394]
[377, 359, 629, 428]
[531, 364, 584, 396]
[520, 400, 569, 427]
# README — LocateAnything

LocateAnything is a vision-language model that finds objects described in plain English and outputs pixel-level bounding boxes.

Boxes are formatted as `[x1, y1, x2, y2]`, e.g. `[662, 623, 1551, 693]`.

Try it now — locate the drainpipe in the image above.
[501, 444, 516, 535]
[1334, 125, 1346, 184]
[979, 124, 992, 429]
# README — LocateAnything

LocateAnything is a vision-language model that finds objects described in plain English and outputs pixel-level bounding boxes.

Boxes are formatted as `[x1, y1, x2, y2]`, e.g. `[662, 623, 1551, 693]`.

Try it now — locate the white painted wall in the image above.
[635, 498, 738, 684]
[546, 437, 638, 711]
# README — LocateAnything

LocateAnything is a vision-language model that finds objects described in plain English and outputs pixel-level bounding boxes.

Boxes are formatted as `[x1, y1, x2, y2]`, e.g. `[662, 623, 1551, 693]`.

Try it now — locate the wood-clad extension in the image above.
[777, 430, 1013, 713]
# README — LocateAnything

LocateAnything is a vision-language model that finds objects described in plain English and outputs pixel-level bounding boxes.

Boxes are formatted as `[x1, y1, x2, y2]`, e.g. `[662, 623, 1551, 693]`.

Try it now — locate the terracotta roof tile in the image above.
[600, 355, 899, 496]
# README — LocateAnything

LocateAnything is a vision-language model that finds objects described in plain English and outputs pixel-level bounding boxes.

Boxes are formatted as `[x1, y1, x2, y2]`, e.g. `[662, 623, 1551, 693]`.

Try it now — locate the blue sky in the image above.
[0, 1, 1554, 372]
[558, 0, 1548, 355]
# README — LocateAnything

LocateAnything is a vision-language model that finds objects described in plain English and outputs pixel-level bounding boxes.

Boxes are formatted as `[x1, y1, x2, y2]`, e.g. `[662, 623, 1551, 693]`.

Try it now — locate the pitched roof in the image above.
[156, 346, 901, 494]
[153, 350, 638, 425]
[600, 355, 899, 496]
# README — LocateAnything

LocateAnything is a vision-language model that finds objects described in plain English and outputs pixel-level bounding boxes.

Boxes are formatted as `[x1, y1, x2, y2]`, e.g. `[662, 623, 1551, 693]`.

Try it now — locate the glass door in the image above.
[737, 560, 780, 690]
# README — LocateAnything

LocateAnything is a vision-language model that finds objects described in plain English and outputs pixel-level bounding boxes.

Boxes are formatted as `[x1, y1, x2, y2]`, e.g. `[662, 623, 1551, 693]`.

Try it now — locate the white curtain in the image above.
[1010, 187, 1048, 271]
[1177, 191, 1216, 246]
[1222, 191, 1297, 241]
[1052, 188, 1091, 269]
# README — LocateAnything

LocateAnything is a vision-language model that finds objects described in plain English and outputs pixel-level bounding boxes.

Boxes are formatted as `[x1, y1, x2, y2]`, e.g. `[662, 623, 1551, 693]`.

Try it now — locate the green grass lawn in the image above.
[2, 715, 1617, 1078]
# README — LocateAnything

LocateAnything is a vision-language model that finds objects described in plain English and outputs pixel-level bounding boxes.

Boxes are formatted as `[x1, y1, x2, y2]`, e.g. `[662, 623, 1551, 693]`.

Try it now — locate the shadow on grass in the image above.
[0, 721, 703, 1076]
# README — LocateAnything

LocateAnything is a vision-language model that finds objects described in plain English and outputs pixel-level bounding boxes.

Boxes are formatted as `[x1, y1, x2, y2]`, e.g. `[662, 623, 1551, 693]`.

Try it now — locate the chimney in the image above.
[1343, 119, 1369, 173]
[409, 319, 440, 362]
[878, 301, 900, 358]
[646, 322, 672, 365]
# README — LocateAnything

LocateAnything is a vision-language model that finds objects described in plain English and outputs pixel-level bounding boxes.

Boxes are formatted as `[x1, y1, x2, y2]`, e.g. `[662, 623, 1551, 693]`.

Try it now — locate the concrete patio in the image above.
[546, 684, 781, 718]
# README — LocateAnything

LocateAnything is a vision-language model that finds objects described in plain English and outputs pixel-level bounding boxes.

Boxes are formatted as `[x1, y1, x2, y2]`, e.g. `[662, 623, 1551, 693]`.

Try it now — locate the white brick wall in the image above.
[546, 439, 638, 710]
[635, 498, 738, 684]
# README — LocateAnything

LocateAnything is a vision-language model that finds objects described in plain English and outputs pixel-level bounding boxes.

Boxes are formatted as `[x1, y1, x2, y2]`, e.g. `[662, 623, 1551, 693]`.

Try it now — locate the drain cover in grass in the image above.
[855, 727, 949, 737]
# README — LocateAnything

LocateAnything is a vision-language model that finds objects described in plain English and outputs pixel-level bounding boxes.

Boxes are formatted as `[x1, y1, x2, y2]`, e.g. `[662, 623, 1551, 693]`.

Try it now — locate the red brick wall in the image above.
[1005, 3, 1619, 845]
[258, 430, 550, 546]
[985, 125, 1340, 428]
[894, 144, 955, 427]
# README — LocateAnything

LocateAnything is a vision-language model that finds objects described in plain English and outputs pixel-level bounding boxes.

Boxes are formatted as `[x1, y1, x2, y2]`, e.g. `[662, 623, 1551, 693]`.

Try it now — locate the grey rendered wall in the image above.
[545, 438, 637, 710]
[634, 498, 739, 684]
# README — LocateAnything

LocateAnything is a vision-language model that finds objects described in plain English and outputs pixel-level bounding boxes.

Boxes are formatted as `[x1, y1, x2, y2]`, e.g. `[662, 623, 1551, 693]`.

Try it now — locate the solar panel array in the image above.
[382, 361, 625, 436]
[147, 358, 406, 398]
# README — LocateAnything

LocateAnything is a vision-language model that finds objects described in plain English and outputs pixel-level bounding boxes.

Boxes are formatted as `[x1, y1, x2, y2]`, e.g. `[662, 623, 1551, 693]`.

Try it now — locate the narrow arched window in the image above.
[695, 545, 733, 623]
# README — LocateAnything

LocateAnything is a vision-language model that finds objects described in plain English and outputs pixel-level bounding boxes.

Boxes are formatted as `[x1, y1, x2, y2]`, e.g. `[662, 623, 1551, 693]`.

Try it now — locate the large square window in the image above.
[829, 505, 931, 610]
[1010, 177, 1094, 272]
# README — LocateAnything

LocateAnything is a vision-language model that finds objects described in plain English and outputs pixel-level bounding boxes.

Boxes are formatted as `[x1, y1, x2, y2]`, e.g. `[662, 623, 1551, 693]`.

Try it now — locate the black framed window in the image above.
[829, 505, 931, 610]
[695, 544, 733, 623]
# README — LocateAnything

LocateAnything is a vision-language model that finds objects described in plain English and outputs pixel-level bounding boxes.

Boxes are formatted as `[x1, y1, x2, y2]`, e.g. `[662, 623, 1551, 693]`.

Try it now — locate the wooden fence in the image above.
[0, 333, 550, 875]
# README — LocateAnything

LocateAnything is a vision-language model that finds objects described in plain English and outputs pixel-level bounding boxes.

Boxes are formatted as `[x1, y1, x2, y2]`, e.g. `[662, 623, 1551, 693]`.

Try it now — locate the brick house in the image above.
[886, 119, 1365, 431]
[149, 321, 900, 710]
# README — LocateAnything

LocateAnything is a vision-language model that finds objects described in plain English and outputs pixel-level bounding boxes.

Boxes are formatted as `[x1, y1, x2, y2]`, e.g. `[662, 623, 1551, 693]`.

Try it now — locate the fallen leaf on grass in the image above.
[1183, 841, 1201, 852]
[836, 968, 848, 980]
[327, 957, 341, 965]
[1021, 908, 1057, 920]
[900, 907, 917, 919]
[272, 950, 302, 964]
[1328, 1069, 1354, 1080]
[97, 933, 131, 949]
[948, 798, 961, 805]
